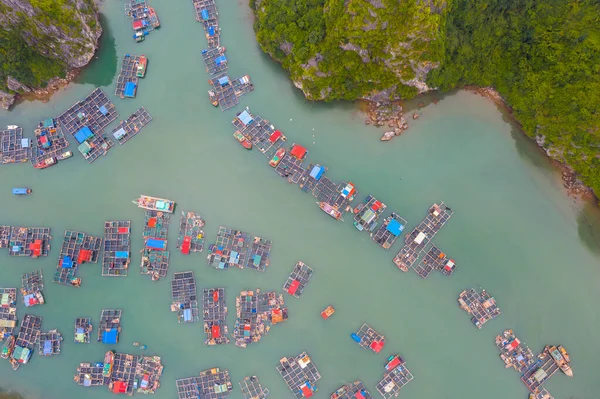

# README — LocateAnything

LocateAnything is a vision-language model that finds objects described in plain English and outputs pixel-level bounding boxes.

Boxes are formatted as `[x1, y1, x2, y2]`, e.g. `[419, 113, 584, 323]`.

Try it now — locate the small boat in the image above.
[134, 31, 145, 42]
[133, 342, 140, 346]
[385, 354, 405, 371]
[233, 131, 252, 150]
[558, 345, 570, 363]
[269, 147, 286, 167]
[548, 345, 573, 377]
[136, 55, 148, 78]
[318, 202, 343, 221]
[102, 350, 114, 377]
[9, 357, 19, 370]
[7, 125, 18, 130]
[57, 151, 73, 161]
[1, 336, 15, 359]
[320, 305, 335, 319]
[34, 157, 57, 169]
[148, 7, 160, 28]
[12, 188, 32, 195]
[208, 90, 219, 107]
[133, 195, 175, 213]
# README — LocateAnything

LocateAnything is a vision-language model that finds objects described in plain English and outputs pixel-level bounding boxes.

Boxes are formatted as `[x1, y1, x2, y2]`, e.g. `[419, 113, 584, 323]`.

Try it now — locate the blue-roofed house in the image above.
[217, 76, 229, 87]
[124, 82, 137, 98]
[215, 55, 226, 66]
[74, 126, 93, 144]
[62, 256, 74, 268]
[386, 219, 404, 237]
[99, 105, 108, 116]
[237, 110, 253, 126]
[102, 328, 119, 344]
[309, 165, 325, 180]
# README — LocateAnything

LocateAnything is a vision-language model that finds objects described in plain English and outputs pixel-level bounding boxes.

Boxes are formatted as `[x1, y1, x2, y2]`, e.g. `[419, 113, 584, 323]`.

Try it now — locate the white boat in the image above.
[133, 195, 175, 213]
[7, 125, 19, 130]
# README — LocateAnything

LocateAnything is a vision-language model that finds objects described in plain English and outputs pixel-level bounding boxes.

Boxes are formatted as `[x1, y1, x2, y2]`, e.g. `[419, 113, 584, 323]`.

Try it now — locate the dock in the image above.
[495, 329, 535, 372]
[8, 226, 51, 257]
[201, 47, 228, 75]
[12, 314, 42, 366]
[207, 226, 272, 272]
[458, 288, 501, 329]
[393, 202, 454, 272]
[210, 74, 254, 111]
[125, 0, 160, 42]
[202, 288, 229, 345]
[109, 352, 140, 395]
[141, 210, 171, 280]
[412, 244, 456, 279]
[177, 211, 205, 254]
[239, 376, 269, 399]
[115, 54, 146, 98]
[98, 309, 122, 344]
[21, 270, 45, 307]
[56, 88, 118, 163]
[0, 127, 33, 164]
[352, 323, 386, 353]
[283, 261, 313, 299]
[38, 329, 62, 356]
[170, 271, 200, 324]
[54, 230, 103, 287]
[111, 107, 153, 145]
[103, 221, 131, 277]
[277, 351, 321, 399]
[233, 289, 287, 348]
[376, 354, 414, 399]
[74, 362, 107, 387]
[0, 225, 10, 248]
[354, 195, 387, 233]
[372, 212, 406, 250]
[331, 380, 373, 399]
[176, 368, 233, 399]
[74, 318, 93, 344]
[0, 288, 18, 339]
[31, 118, 71, 166]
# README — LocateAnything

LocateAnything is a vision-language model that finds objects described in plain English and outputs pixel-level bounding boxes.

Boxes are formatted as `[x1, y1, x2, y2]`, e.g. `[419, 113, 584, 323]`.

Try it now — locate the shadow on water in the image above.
[0, 388, 26, 399]
[577, 202, 600, 256]
[75, 13, 117, 87]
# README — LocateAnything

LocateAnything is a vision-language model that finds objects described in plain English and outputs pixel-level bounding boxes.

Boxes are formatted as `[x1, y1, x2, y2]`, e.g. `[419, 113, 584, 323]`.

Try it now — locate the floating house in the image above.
[354, 195, 387, 233]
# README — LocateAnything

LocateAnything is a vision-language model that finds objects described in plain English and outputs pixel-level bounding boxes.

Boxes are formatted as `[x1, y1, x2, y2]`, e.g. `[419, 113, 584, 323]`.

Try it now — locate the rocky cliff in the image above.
[0, 0, 101, 109]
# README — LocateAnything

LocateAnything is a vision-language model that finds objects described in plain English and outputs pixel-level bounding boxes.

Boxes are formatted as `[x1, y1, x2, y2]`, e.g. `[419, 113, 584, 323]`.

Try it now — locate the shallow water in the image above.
[0, 1, 599, 399]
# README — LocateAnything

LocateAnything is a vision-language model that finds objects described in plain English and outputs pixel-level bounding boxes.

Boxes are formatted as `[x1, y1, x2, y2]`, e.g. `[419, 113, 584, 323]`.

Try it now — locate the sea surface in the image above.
[0, 1, 599, 399]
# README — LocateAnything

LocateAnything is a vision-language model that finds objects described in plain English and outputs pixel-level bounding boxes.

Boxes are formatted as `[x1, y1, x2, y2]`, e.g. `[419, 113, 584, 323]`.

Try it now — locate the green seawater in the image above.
[0, 1, 599, 399]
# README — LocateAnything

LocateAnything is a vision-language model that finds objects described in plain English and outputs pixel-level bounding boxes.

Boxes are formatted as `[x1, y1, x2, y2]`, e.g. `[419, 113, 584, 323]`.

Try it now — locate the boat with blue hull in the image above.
[12, 188, 31, 196]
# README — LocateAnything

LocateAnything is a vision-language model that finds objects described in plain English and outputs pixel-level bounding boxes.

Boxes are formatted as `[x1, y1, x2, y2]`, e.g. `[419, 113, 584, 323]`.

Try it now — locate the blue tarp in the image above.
[115, 251, 129, 259]
[237, 110, 253, 126]
[146, 239, 166, 250]
[43, 340, 52, 355]
[43, 118, 54, 128]
[215, 55, 226, 65]
[23, 294, 34, 307]
[99, 105, 108, 115]
[12, 188, 29, 195]
[74, 126, 93, 144]
[230, 251, 239, 264]
[386, 219, 403, 237]
[183, 308, 192, 322]
[201, 9, 209, 20]
[102, 328, 118, 344]
[62, 256, 73, 268]
[217, 76, 229, 86]
[310, 165, 325, 180]
[76, 328, 84, 334]
[124, 82, 137, 98]
[208, 26, 215, 36]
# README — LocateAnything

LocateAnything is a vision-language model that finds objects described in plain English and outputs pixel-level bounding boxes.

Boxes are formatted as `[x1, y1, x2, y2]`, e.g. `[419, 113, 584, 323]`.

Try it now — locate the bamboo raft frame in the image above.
[331, 380, 374, 399]
[282, 261, 313, 299]
[201, 46, 228, 75]
[176, 368, 233, 399]
[239, 375, 270, 399]
[202, 288, 229, 345]
[38, 329, 62, 356]
[177, 211, 205, 254]
[354, 323, 386, 353]
[97, 309, 122, 343]
[115, 54, 141, 98]
[0, 127, 33, 164]
[103, 221, 131, 277]
[207, 226, 272, 272]
[111, 107, 153, 145]
[413, 244, 456, 278]
[376, 355, 414, 399]
[74, 318, 93, 344]
[277, 351, 321, 399]
[171, 272, 200, 324]
[0, 225, 10, 248]
[30, 118, 70, 165]
[8, 227, 51, 257]
[54, 230, 102, 287]
[372, 212, 407, 250]
[20, 270, 44, 308]
[458, 287, 501, 329]
[233, 289, 287, 348]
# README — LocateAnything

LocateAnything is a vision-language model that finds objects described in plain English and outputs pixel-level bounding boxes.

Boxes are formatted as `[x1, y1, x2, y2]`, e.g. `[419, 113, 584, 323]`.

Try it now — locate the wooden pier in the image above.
[239, 375, 270, 399]
[176, 368, 233, 399]
[376, 355, 414, 399]
[331, 380, 373, 399]
[372, 212, 407, 250]
[207, 226, 272, 272]
[74, 318, 93, 344]
[177, 211, 205, 254]
[202, 288, 229, 345]
[277, 351, 321, 399]
[57, 88, 117, 163]
[21, 270, 45, 307]
[354, 195, 387, 233]
[201, 47, 228, 75]
[413, 244, 456, 278]
[31, 118, 71, 166]
[141, 210, 171, 280]
[103, 221, 131, 277]
[8, 226, 51, 257]
[283, 261, 313, 299]
[111, 107, 153, 145]
[0, 288, 17, 340]
[170, 272, 199, 324]
[75, 362, 107, 387]
[458, 288, 501, 329]
[0, 127, 33, 164]
[13, 314, 42, 365]
[98, 309, 122, 344]
[233, 289, 287, 348]
[38, 329, 62, 356]
[353, 323, 386, 353]
[54, 230, 102, 287]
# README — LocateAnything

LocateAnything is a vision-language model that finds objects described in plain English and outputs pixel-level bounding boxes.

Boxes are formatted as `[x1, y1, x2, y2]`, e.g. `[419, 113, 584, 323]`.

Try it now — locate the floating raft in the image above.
[521, 353, 560, 395]
[299, 163, 328, 193]
[274, 143, 308, 184]
[376, 354, 414, 399]
[110, 352, 140, 395]
[0, 288, 18, 340]
[56, 88, 118, 164]
[111, 107, 153, 145]
[210, 74, 254, 111]
[31, 118, 71, 166]
[54, 230, 103, 287]
[495, 329, 535, 372]
[0, 225, 10, 248]
[458, 288, 501, 329]
[239, 376, 270, 399]
[329, 181, 358, 212]
[103, 221, 131, 277]
[354, 195, 387, 233]
[20, 270, 45, 307]
[177, 211, 205, 254]
[12, 314, 42, 366]
[207, 226, 272, 272]
[170, 272, 199, 324]
[232, 111, 287, 159]
[98, 309, 122, 344]
[176, 368, 233, 399]
[74, 318, 93, 344]
[125, 0, 160, 41]
[115, 54, 143, 98]
[412, 244, 456, 279]
[372, 212, 406, 250]
[193, 0, 219, 26]
[141, 210, 171, 280]
[233, 289, 287, 348]
[38, 329, 62, 356]
[352, 323, 386, 353]
[202, 288, 229, 345]
[312, 175, 339, 203]
[283, 261, 313, 299]
[74, 362, 107, 387]
[8, 226, 51, 257]
[201, 47, 228, 75]
[277, 351, 321, 399]
[0, 127, 33, 164]
[331, 380, 373, 399]
[136, 355, 164, 394]
[393, 202, 454, 272]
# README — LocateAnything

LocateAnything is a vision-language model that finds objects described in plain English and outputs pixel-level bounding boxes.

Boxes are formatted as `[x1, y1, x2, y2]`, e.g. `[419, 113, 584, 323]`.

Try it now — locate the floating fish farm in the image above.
[8, 226, 51, 257]
[202, 288, 229, 345]
[74, 318, 93, 344]
[277, 351, 321, 399]
[331, 380, 373, 399]
[413, 244, 456, 279]
[201, 46, 228, 75]
[0, 288, 17, 339]
[352, 323, 386, 353]
[111, 107, 153, 145]
[97, 309, 122, 344]
[140, 210, 171, 280]
[283, 261, 313, 299]
[38, 329, 63, 356]
[0, 127, 33, 164]
[170, 271, 199, 324]
[376, 354, 414, 398]
[103, 221, 131, 277]
[495, 329, 535, 372]
[458, 288, 501, 329]
[12, 314, 42, 368]
[31, 118, 71, 165]
[207, 226, 272, 272]
[233, 289, 287, 348]
[239, 375, 270, 399]
[20, 270, 45, 307]
[54, 230, 103, 287]
[176, 368, 233, 399]
[177, 211, 205, 254]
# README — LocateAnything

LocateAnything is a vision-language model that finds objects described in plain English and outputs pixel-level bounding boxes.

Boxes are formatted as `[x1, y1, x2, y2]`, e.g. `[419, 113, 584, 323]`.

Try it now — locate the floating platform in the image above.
[376, 354, 414, 399]
[202, 288, 229, 345]
[329, 181, 358, 212]
[74, 318, 93, 344]
[0, 288, 18, 340]
[207, 226, 272, 272]
[232, 110, 286, 159]
[125, 0, 160, 41]
[233, 289, 287, 348]
[141, 210, 171, 280]
[0, 127, 33, 164]
[201, 47, 228, 75]
[495, 329, 535, 372]
[177, 211, 205, 254]
[115, 54, 143, 98]
[111, 107, 153, 145]
[354, 195, 387, 233]
[8, 226, 51, 257]
[210, 74, 254, 111]
[21, 270, 45, 307]
[393, 202, 454, 272]
[277, 351, 321, 399]
[136, 355, 164, 394]
[412, 244, 456, 279]
[283, 261, 313, 299]
[331, 380, 373, 399]
[12, 314, 42, 366]
[312, 175, 339, 203]
[458, 288, 501, 329]
[103, 221, 131, 277]
[0, 225, 10, 248]
[38, 329, 62, 356]
[298, 164, 328, 193]
[54, 230, 103, 287]
[57, 88, 117, 163]
[372, 212, 406, 250]
[75, 362, 107, 387]
[176, 368, 233, 399]
[521, 353, 559, 395]
[239, 375, 269, 399]
[31, 118, 71, 166]
[193, 0, 219, 25]
[352, 323, 386, 353]
[275, 144, 308, 184]
[98, 309, 122, 344]
[109, 352, 140, 395]
[171, 272, 199, 324]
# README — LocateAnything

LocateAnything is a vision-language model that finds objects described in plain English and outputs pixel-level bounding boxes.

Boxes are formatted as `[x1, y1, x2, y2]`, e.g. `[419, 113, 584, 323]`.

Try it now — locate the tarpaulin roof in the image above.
[215, 55, 226, 65]
[181, 236, 191, 254]
[115, 251, 129, 259]
[62, 256, 73, 268]
[102, 328, 118, 344]
[183, 308, 192, 322]
[118, 227, 129, 234]
[213, 290, 219, 302]
[124, 82, 137, 98]
[208, 26, 215, 36]
[310, 165, 325, 180]
[287, 280, 301, 295]
[74, 126, 93, 144]
[290, 144, 307, 160]
[78, 249, 92, 264]
[112, 128, 126, 140]
[99, 105, 108, 115]
[43, 118, 54, 128]
[238, 110, 253, 126]
[212, 325, 220, 338]
[21, 138, 29, 148]
[146, 238, 166, 250]
[371, 200, 382, 211]
[43, 340, 52, 355]
[133, 20, 144, 30]
[201, 9, 209, 20]
[386, 219, 403, 237]
[112, 381, 127, 393]
[269, 130, 282, 143]
[217, 76, 229, 86]
[29, 239, 41, 257]
[370, 340, 385, 353]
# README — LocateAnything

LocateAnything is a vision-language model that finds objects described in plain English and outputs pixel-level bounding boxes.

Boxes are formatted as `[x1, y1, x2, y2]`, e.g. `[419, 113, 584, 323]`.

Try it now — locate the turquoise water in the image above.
[0, 1, 599, 399]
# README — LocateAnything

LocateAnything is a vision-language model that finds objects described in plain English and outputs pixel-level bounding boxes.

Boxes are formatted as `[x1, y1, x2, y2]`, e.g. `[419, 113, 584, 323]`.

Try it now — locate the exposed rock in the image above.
[381, 131, 395, 141]
[0, 90, 16, 110]
[412, 112, 419, 119]
[6, 76, 31, 93]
